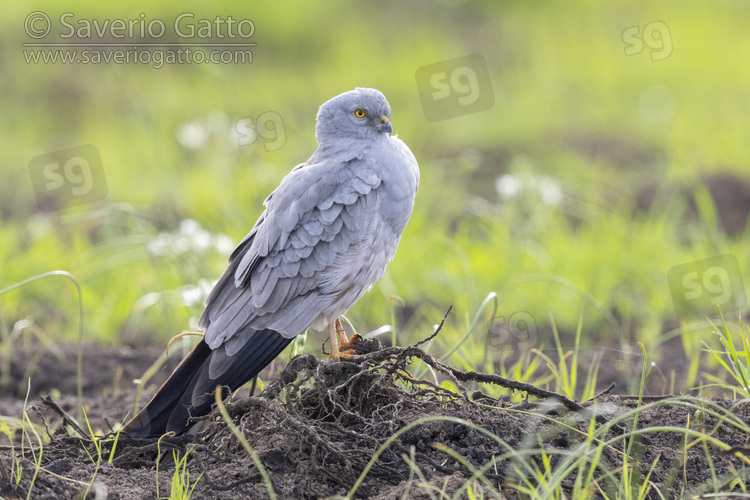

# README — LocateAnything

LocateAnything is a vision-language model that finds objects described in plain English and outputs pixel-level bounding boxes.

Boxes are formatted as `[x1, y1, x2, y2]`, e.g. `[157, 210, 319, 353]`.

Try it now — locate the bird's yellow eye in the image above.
[354, 109, 366, 118]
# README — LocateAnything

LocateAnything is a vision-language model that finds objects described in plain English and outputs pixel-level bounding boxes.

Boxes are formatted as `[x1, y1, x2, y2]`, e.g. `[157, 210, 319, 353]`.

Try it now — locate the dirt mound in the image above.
[3, 337, 750, 499]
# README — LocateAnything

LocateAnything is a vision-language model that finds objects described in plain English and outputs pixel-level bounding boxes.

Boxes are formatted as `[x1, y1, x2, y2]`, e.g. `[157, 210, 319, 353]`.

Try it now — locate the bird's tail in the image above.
[122, 329, 293, 438]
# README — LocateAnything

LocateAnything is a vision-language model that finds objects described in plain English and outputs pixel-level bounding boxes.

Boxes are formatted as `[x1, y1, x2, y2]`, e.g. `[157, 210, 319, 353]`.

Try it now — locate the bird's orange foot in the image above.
[328, 320, 352, 360]
[330, 348, 354, 360]
[327, 318, 361, 359]
[333, 334, 363, 359]
[339, 333, 363, 351]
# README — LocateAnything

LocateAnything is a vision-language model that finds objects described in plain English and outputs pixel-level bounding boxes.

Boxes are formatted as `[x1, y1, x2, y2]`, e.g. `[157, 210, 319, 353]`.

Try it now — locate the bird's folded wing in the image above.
[199, 155, 383, 348]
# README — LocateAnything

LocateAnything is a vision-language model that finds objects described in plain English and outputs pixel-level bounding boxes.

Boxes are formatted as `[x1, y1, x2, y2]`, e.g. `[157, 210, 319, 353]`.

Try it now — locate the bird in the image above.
[122, 88, 420, 438]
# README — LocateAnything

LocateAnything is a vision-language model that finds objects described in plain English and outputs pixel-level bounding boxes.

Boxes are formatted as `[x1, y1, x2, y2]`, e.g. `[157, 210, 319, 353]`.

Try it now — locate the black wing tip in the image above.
[123, 329, 293, 438]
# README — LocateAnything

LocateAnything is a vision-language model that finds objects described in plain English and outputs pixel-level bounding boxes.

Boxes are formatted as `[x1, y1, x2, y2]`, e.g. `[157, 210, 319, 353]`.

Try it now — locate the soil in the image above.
[1, 336, 750, 499]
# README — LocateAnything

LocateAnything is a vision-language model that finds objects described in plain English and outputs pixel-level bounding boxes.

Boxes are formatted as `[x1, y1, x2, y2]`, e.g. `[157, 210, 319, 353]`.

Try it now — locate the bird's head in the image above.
[315, 87, 393, 143]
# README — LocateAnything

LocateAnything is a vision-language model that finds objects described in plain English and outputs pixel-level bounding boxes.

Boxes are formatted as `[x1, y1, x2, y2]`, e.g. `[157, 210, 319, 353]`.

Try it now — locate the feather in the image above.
[320, 203, 343, 224]
[124, 88, 420, 437]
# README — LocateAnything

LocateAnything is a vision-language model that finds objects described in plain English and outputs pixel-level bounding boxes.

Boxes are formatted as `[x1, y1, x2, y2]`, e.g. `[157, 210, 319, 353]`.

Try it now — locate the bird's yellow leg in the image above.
[335, 317, 363, 352]
[328, 320, 357, 360]
[335, 318, 349, 346]
[328, 321, 341, 359]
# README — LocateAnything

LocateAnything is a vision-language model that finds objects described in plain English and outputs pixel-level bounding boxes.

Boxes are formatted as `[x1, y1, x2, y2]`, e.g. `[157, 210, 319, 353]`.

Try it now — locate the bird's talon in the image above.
[336, 349, 355, 360]
[339, 333, 363, 351]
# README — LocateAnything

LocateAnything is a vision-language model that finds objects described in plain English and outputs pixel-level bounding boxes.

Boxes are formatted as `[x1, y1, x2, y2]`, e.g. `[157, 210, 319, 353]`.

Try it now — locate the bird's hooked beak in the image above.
[378, 115, 392, 136]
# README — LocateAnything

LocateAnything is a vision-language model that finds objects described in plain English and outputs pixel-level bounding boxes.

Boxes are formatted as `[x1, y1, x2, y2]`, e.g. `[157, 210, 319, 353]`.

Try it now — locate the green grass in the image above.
[3, 0, 750, 495]
[1, 307, 750, 496]
[701, 310, 750, 397]
[337, 346, 750, 498]
[2, 0, 750, 360]
[338, 403, 750, 498]
[167, 448, 202, 500]
[214, 386, 276, 500]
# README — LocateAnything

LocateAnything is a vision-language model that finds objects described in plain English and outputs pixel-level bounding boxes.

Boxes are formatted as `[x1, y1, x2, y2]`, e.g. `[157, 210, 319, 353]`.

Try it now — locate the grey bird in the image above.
[123, 88, 419, 437]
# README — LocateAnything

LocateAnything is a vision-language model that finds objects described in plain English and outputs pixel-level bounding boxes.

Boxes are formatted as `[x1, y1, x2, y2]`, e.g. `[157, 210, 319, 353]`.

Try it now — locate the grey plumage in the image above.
[123, 88, 419, 437]
[202, 88, 419, 343]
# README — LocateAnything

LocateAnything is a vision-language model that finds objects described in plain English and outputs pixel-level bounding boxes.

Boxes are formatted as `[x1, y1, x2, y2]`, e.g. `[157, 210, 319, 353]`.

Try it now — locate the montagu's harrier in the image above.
[123, 88, 419, 437]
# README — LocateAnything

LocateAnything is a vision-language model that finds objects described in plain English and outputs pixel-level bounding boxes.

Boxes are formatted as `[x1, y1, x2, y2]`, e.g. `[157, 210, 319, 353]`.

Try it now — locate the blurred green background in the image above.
[2, 0, 750, 393]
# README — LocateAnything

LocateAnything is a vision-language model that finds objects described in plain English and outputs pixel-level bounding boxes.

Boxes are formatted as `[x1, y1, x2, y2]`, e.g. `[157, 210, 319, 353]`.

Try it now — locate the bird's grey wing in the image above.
[196, 210, 264, 332]
[200, 155, 384, 349]
[197, 162, 316, 331]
